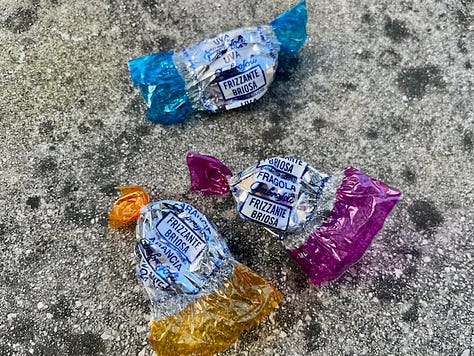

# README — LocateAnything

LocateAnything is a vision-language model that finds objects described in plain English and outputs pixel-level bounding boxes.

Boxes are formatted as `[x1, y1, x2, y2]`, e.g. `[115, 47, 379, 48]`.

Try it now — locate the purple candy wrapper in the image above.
[288, 167, 401, 285]
[186, 152, 232, 195]
[186, 152, 401, 285]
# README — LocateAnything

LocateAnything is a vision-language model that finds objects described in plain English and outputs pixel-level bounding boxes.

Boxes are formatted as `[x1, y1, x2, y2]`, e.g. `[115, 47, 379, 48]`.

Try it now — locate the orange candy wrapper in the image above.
[109, 186, 150, 228]
[109, 187, 282, 356]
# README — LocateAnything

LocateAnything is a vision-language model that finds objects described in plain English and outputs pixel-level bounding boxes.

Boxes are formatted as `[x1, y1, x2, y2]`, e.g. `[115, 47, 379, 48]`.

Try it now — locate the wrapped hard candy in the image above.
[109, 186, 282, 356]
[186, 152, 402, 285]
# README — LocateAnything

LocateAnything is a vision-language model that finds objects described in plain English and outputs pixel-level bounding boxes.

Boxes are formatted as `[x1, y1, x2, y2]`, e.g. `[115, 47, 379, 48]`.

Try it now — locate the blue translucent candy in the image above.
[129, 52, 193, 124]
[270, 0, 307, 57]
[128, 1, 307, 124]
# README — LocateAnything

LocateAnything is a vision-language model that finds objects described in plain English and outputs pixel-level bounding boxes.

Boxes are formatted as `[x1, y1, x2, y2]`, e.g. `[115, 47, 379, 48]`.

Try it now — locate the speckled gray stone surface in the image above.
[1, 0, 473, 355]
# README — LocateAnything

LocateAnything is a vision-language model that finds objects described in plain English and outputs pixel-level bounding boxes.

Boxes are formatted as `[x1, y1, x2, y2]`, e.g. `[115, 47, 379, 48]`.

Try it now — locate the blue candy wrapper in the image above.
[129, 0, 307, 124]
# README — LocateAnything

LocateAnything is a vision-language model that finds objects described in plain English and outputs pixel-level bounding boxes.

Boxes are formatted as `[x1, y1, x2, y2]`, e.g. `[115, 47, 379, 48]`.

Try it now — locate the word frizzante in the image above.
[128, 1, 307, 124]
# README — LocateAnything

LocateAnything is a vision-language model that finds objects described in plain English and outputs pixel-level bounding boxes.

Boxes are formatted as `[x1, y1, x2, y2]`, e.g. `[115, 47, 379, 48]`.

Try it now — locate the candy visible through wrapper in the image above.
[109, 188, 282, 356]
[128, 1, 307, 124]
[186, 152, 402, 285]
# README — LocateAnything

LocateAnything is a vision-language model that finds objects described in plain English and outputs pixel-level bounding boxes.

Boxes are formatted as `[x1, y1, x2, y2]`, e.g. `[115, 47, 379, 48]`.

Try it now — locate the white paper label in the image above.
[240, 194, 291, 231]
[258, 157, 308, 178]
[156, 212, 205, 263]
[217, 65, 266, 100]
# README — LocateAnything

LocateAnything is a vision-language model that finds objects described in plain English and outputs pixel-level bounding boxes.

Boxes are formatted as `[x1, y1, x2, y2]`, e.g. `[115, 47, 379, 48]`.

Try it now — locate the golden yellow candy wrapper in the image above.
[149, 263, 282, 356]
[109, 191, 282, 355]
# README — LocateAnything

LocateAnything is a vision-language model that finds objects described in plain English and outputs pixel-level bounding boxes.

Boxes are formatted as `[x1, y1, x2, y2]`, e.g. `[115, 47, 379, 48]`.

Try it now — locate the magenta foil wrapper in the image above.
[288, 167, 401, 285]
[186, 152, 401, 285]
[186, 152, 232, 195]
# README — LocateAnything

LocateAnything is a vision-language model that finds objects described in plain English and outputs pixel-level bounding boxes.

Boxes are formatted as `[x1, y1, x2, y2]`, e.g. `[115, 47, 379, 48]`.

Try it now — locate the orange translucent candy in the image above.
[149, 263, 283, 356]
[109, 186, 150, 229]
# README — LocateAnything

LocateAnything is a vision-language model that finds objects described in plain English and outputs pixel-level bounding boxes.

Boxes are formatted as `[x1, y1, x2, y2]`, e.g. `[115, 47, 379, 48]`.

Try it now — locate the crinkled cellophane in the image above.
[149, 262, 282, 356]
[109, 186, 150, 229]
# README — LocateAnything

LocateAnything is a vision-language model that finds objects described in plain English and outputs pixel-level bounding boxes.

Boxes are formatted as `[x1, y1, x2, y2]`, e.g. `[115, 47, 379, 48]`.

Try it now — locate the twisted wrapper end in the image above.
[129, 52, 193, 124]
[270, 0, 308, 57]
[186, 152, 233, 196]
[109, 186, 150, 229]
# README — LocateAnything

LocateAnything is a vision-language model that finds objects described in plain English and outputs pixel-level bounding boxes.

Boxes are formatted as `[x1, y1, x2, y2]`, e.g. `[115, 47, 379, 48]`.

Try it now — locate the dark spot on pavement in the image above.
[0, 344, 14, 356]
[463, 130, 473, 151]
[457, 37, 468, 53]
[125, 95, 145, 116]
[51, 297, 73, 320]
[465, 61, 472, 69]
[225, 227, 258, 267]
[402, 167, 416, 183]
[374, 275, 407, 302]
[390, 115, 410, 133]
[140, 0, 160, 13]
[1, 270, 18, 288]
[83, 128, 142, 182]
[135, 123, 152, 137]
[83, 146, 118, 179]
[157, 36, 176, 51]
[408, 199, 444, 231]
[78, 119, 104, 134]
[355, 49, 373, 60]
[378, 49, 402, 68]
[140, 39, 155, 53]
[280, 256, 310, 293]
[366, 128, 379, 140]
[63, 200, 96, 226]
[67, 332, 105, 356]
[313, 118, 328, 131]
[78, 123, 90, 134]
[455, 8, 473, 28]
[26, 196, 41, 209]
[397, 65, 444, 99]
[262, 125, 284, 143]
[10, 316, 36, 342]
[0, 223, 6, 236]
[40, 121, 55, 136]
[269, 112, 285, 124]
[384, 17, 410, 42]
[275, 55, 301, 83]
[341, 82, 357, 91]
[409, 249, 421, 258]
[38, 157, 58, 173]
[402, 302, 419, 322]
[3, 7, 38, 34]
[100, 183, 118, 195]
[361, 13, 373, 24]
[24, 239, 53, 264]
[404, 264, 418, 277]
[90, 119, 104, 129]
[62, 181, 79, 197]
[319, 209, 332, 221]
[305, 322, 323, 351]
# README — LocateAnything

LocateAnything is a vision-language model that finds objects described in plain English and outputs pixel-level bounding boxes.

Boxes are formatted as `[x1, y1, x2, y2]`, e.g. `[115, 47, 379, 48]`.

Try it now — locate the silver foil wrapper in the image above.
[228, 157, 343, 250]
[135, 200, 236, 320]
[173, 25, 279, 112]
